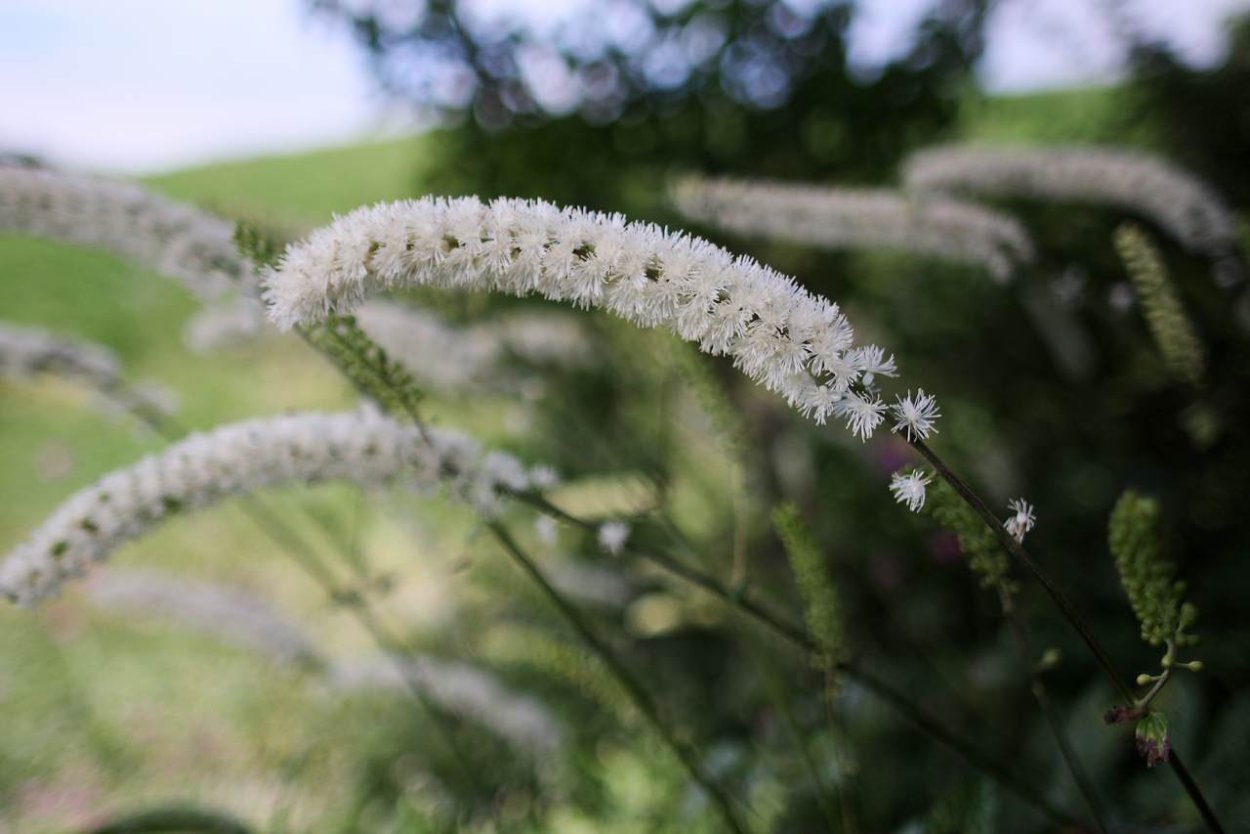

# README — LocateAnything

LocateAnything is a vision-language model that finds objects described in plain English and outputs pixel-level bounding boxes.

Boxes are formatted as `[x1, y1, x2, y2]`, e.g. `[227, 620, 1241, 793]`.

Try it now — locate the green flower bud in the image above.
[1108, 490, 1196, 647]
[1114, 223, 1205, 387]
[1135, 712, 1171, 768]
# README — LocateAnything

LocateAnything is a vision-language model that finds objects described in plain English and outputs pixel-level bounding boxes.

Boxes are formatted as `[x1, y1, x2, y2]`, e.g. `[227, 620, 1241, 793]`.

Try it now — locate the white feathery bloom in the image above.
[670, 177, 1035, 281]
[0, 165, 249, 299]
[326, 655, 563, 757]
[261, 196, 908, 440]
[902, 145, 1237, 257]
[597, 521, 630, 555]
[1004, 498, 1036, 543]
[0, 410, 556, 605]
[85, 569, 319, 666]
[0, 321, 175, 419]
[837, 392, 887, 441]
[891, 389, 941, 441]
[849, 345, 898, 388]
[889, 469, 931, 513]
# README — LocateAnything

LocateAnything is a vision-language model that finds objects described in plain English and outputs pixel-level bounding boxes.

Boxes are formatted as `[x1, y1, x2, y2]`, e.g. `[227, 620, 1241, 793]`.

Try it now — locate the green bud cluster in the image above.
[1114, 223, 1205, 387]
[772, 503, 849, 678]
[1108, 490, 1197, 648]
[925, 478, 1017, 595]
[305, 313, 425, 422]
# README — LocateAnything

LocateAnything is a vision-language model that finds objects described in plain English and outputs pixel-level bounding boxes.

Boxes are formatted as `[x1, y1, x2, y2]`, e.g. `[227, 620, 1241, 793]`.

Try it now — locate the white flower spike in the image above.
[903, 145, 1237, 257]
[261, 196, 916, 441]
[671, 176, 1035, 281]
[0, 410, 555, 605]
[0, 165, 249, 299]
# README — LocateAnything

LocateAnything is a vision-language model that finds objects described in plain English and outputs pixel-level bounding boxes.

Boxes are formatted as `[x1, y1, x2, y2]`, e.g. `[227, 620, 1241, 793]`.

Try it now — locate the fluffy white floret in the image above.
[0, 321, 175, 420]
[597, 521, 630, 555]
[889, 470, 931, 513]
[86, 569, 319, 666]
[1004, 498, 1036, 543]
[891, 389, 941, 441]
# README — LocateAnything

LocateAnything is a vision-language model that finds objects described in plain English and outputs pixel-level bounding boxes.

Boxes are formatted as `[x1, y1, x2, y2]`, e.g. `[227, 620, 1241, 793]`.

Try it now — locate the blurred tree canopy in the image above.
[1129, 15, 1250, 208]
[311, 0, 990, 207]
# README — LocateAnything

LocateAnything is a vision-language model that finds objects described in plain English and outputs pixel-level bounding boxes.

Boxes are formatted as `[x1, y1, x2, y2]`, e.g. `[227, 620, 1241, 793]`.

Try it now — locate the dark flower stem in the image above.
[910, 439, 1225, 834]
[999, 587, 1109, 834]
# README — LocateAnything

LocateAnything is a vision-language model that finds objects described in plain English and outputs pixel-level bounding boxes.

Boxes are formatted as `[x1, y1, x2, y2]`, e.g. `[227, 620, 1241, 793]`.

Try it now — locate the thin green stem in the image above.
[1169, 751, 1225, 834]
[487, 521, 751, 834]
[1134, 671, 1172, 710]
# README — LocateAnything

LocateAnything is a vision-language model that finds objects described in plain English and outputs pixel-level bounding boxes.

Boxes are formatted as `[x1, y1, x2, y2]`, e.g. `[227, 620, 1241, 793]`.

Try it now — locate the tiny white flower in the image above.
[597, 521, 630, 556]
[528, 465, 560, 491]
[1004, 498, 1036, 543]
[534, 516, 558, 545]
[848, 345, 898, 388]
[0, 322, 175, 421]
[889, 469, 931, 512]
[840, 393, 886, 441]
[891, 388, 941, 441]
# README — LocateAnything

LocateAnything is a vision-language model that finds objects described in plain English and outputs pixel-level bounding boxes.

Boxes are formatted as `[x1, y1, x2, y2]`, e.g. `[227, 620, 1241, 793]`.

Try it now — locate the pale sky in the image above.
[1, 0, 1247, 174]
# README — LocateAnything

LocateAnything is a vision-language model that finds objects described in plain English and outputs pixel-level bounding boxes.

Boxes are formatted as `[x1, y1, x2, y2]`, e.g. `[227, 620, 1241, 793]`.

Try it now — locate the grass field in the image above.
[0, 87, 1157, 833]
